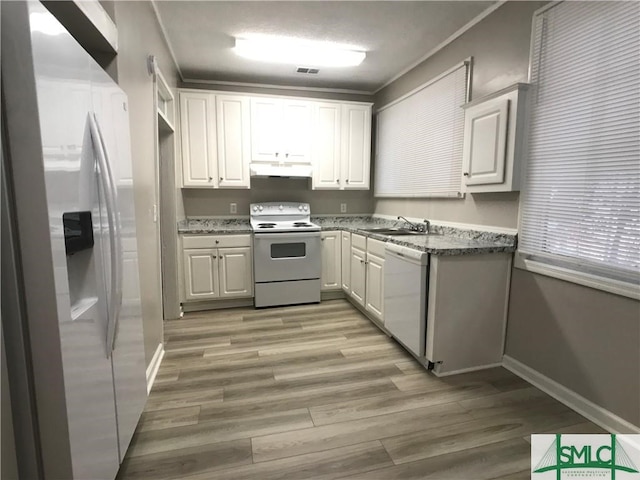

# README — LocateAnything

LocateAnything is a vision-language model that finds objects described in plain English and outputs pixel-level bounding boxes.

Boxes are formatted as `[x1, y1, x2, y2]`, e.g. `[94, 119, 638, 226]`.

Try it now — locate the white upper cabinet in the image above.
[180, 92, 217, 187]
[216, 95, 250, 188]
[341, 104, 372, 189]
[250, 97, 312, 164]
[179, 89, 372, 189]
[462, 83, 530, 193]
[180, 91, 250, 189]
[282, 100, 313, 163]
[250, 97, 282, 162]
[312, 102, 342, 189]
[312, 102, 372, 190]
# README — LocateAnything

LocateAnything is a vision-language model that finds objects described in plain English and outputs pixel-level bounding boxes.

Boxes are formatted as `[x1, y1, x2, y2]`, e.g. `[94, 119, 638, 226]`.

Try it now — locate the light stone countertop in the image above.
[177, 216, 517, 256]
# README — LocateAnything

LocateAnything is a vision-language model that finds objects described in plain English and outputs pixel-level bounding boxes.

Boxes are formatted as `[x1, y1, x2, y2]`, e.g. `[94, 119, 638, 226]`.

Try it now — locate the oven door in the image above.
[253, 232, 321, 283]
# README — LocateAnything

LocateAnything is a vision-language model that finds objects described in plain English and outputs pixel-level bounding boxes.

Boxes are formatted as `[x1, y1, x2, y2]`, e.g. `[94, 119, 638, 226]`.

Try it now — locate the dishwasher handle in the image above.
[385, 243, 429, 265]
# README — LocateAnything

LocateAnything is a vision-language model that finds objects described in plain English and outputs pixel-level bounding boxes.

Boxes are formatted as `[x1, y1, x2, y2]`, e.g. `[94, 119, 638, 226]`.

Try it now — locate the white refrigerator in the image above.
[2, 2, 147, 479]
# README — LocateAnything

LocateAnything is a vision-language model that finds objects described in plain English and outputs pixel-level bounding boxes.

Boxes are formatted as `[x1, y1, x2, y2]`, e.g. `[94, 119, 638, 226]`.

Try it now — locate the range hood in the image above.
[250, 163, 313, 178]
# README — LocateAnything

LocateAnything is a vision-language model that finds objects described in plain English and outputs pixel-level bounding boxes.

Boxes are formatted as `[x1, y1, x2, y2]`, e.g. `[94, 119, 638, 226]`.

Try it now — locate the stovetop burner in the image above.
[250, 202, 320, 233]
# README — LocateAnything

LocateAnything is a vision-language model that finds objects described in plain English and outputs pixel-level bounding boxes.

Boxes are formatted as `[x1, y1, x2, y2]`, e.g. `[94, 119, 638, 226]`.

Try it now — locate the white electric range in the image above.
[250, 202, 321, 308]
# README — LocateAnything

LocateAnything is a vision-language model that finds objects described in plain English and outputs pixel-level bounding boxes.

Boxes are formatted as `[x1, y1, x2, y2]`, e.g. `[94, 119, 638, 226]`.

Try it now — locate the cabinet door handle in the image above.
[463, 172, 469, 176]
[215, 240, 220, 244]
[275, 152, 279, 158]
[212, 255, 217, 259]
[346, 179, 349, 184]
[220, 177, 223, 181]
[285, 153, 289, 158]
[208, 176, 213, 181]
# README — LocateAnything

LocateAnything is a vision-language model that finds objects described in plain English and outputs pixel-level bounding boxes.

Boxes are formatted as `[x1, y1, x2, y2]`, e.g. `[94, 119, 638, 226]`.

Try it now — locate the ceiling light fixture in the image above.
[233, 35, 366, 68]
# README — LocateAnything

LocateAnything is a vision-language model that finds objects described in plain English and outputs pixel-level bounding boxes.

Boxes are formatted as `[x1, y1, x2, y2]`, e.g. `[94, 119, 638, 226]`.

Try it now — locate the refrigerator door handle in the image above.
[88, 113, 122, 358]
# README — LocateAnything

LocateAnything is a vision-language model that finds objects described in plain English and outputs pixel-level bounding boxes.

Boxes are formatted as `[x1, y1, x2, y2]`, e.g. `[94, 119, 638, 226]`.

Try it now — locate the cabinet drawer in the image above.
[351, 233, 366, 250]
[183, 234, 251, 249]
[366, 238, 386, 257]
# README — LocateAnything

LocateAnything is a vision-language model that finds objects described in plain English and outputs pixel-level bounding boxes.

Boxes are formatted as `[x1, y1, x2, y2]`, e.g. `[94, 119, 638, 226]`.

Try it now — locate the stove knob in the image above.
[258, 205, 263, 211]
[303, 205, 308, 211]
[298, 205, 303, 211]
[252, 205, 258, 212]
[279, 205, 284, 211]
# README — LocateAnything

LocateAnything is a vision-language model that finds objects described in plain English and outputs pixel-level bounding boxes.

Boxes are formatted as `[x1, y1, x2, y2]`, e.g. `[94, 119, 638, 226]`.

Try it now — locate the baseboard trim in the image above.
[146, 343, 165, 394]
[182, 298, 254, 312]
[502, 355, 640, 434]
[433, 362, 503, 377]
[321, 290, 347, 301]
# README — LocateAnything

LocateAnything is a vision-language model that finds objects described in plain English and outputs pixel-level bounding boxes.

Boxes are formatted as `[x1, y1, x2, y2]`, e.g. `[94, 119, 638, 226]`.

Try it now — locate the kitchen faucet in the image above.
[397, 216, 430, 233]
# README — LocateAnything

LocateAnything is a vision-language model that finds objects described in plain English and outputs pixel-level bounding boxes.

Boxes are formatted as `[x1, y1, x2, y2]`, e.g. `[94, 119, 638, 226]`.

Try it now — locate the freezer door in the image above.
[26, 2, 121, 478]
[91, 67, 147, 460]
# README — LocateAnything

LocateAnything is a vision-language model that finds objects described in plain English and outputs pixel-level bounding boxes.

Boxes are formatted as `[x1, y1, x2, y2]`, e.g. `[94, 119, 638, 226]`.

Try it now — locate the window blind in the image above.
[374, 63, 468, 197]
[519, 1, 640, 283]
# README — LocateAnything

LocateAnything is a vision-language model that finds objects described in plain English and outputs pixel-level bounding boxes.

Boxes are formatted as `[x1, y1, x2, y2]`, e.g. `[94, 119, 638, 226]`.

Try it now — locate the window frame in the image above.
[515, 1, 640, 300]
[374, 59, 472, 198]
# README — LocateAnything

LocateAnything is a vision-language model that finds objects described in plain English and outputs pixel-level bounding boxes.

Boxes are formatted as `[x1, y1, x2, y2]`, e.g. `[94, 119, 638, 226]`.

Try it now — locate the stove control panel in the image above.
[250, 202, 310, 216]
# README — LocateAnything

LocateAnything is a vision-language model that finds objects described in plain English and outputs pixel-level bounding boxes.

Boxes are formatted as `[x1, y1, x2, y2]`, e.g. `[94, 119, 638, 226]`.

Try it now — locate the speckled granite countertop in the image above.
[178, 216, 517, 256]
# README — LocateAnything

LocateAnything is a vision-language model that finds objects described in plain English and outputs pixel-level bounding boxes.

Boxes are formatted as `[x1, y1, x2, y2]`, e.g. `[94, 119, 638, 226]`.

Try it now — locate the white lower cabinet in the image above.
[218, 247, 253, 297]
[350, 246, 366, 306]
[346, 234, 386, 323]
[364, 242, 385, 323]
[320, 231, 341, 291]
[341, 231, 351, 292]
[183, 248, 219, 300]
[182, 235, 253, 302]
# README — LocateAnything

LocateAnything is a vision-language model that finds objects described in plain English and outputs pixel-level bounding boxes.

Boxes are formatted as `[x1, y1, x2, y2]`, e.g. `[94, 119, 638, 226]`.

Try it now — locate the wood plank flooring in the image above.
[117, 299, 604, 480]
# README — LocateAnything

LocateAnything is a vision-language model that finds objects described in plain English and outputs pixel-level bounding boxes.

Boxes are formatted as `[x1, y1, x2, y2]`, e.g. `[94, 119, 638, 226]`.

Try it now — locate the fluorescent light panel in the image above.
[234, 35, 365, 68]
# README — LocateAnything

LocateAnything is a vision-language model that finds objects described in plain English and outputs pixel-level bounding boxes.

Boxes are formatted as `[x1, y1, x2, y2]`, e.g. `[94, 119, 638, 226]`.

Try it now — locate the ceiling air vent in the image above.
[296, 67, 319, 74]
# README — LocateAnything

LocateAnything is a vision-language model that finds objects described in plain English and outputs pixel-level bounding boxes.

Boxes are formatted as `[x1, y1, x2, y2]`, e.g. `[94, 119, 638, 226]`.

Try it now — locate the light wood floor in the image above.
[117, 299, 603, 480]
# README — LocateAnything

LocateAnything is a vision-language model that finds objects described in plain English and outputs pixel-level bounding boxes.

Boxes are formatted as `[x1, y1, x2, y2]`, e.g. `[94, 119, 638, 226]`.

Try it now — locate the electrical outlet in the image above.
[340, 203, 347, 213]
[230, 203, 237, 214]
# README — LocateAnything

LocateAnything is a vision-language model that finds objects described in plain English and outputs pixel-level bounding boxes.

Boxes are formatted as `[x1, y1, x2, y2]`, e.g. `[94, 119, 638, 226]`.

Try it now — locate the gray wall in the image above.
[183, 179, 373, 217]
[373, 1, 545, 229]
[506, 269, 640, 427]
[114, 1, 179, 366]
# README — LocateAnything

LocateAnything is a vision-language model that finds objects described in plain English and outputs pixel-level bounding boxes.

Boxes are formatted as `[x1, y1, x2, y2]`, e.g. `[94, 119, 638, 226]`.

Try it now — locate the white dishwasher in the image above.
[384, 243, 429, 359]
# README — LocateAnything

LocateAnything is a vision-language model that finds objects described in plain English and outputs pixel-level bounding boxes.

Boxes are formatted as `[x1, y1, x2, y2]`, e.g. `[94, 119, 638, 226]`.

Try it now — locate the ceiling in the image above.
[154, 1, 496, 93]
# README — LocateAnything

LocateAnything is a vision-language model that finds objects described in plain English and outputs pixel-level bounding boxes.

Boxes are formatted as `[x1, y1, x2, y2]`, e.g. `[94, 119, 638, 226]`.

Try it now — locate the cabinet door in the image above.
[250, 97, 282, 162]
[320, 231, 341, 291]
[216, 95, 250, 188]
[218, 247, 253, 298]
[462, 98, 509, 186]
[341, 104, 371, 189]
[183, 248, 219, 300]
[180, 92, 217, 187]
[350, 246, 366, 306]
[341, 231, 351, 292]
[365, 251, 385, 322]
[282, 100, 313, 164]
[312, 102, 342, 190]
